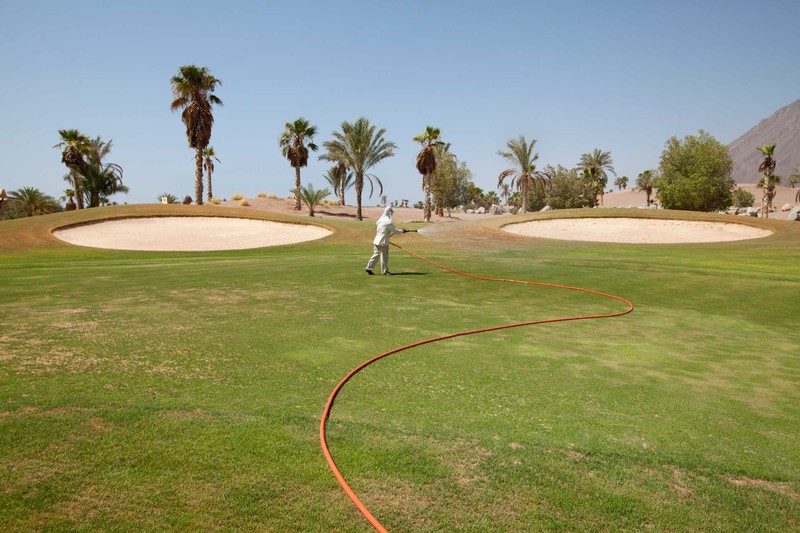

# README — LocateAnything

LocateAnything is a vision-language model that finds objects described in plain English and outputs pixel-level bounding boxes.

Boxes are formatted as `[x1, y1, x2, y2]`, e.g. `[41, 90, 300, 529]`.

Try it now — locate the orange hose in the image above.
[320, 243, 634, 532]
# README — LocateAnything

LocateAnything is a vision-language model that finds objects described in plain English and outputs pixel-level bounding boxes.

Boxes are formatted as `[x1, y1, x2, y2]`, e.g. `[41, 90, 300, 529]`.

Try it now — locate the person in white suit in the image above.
[366, 207, 405, 275]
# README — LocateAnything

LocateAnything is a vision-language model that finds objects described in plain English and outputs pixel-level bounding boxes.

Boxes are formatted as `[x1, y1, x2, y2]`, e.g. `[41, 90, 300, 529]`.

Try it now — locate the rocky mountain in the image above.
[728, 98, 800, 184]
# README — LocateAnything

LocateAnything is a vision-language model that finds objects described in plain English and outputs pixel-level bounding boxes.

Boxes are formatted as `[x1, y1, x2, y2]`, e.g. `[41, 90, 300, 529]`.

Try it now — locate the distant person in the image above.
[366, 207, 405, 275]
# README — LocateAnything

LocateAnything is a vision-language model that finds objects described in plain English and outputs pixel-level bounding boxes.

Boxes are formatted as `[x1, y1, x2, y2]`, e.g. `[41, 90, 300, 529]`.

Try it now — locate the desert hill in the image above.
[728, 98, 800, 184]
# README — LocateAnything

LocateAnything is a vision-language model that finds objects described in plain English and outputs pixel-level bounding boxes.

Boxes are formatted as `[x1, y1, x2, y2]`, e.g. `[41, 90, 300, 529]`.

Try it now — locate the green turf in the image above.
[1, 205, 798, 531]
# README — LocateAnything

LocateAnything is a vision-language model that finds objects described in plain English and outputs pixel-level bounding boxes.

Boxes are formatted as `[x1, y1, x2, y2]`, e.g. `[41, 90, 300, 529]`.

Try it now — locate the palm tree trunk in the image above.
[339, 184, 345, 206]
[355, 176, 363, 221]
[207, 170, 213, 202]
[423, 175, 432, 222]
[195, 148, 204, 205]
[762, 183, 769, 219]
[294, 167, 302, 210]
[71, 171, 84, 210]
[520, 181, 528, 213]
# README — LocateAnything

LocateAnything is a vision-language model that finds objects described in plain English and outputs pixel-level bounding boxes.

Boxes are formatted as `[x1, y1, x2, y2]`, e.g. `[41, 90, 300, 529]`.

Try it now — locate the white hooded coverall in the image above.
[366, 207, 404, 274]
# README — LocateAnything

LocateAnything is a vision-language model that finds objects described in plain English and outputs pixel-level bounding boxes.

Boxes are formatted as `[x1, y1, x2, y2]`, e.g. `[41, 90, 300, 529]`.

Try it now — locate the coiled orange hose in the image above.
[320, 243, 634, 532]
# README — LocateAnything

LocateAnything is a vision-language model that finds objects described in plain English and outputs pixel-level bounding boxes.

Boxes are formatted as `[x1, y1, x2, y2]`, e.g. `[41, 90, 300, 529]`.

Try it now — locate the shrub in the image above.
[543, 165, 595, 209]
[732, 188, 754, 208]
[240, 199, 250, 207]
[208, 198, 222, 205]
[657, 130, 735, 212]
[257, 192, 267, 198]
[231, 193, 245, 201]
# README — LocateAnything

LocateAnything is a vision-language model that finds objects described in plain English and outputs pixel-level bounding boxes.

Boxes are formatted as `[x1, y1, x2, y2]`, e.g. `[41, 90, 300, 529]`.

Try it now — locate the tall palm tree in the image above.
[413, 126, 444, 222]
[320, 117, 396, 221]
[170, 65, 222, 205]
[614, 176, 628, 190]
[497, 135, 548, 213]
[203, 147, 221, 202]
[54, 129, 90, 209]
[756, 144, 777, 219]
[323, 163, 353, 206]
[280, 118, 319, 211]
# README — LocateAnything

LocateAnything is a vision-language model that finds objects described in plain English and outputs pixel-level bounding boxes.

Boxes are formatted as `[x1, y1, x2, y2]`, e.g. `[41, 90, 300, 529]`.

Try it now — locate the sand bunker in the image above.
[503, 218, 772, 243]
[53, 217, 332, 251]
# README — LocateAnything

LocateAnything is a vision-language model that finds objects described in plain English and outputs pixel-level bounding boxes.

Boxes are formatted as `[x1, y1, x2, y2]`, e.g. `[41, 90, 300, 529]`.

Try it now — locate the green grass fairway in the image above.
[1, 205, 799, 531]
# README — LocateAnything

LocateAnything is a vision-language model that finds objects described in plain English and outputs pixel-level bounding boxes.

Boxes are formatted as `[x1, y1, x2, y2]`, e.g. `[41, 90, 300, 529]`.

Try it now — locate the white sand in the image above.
[53, 217, 332, 251]
[503, 218, 772, 243]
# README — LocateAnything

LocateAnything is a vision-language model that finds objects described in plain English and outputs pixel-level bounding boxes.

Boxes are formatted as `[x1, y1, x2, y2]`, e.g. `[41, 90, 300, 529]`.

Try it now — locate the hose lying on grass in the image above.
[320, 242, 635, 532]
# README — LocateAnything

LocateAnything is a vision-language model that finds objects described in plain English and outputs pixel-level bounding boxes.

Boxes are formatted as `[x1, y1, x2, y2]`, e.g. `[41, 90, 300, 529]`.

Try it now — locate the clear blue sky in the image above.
[2, 0, 799, 205]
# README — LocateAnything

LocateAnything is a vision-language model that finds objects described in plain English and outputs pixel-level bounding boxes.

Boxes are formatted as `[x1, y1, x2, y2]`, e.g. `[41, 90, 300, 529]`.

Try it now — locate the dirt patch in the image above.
[725, 475, 800, 500]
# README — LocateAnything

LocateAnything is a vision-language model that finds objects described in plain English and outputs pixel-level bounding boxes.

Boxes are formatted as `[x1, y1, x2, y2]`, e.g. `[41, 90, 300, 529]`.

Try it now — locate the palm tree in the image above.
[203, 147, 220, 202]
[320, 117, 396, 221]
[280, 118, 319, 211]
[323, 162, 353, 206]
[413, 126, 444, 222]
[431, 142, 457, 217]
[170, 65, 222, 205]
[787, 166, 800, 189]
[614, 176, 628, 190]
[73, 164, 129, 207]
[497, 135, 549, 213]
[636, 170, 657, 205]
[8, 187, 61, 217]
[54, 129, 90, 209]
[85, 137, 123, 176]
[578, 148, 616, 177]
[756, 144, 777, 218]
[757, 174, 781, 215]
[60, 187, 76, 211]
[578, 148, 615, 206]
[498, 183, 511, 206]
[290, 183, 331, 217]
[158, 193, 179, 204]
[582, 166, 607, 206]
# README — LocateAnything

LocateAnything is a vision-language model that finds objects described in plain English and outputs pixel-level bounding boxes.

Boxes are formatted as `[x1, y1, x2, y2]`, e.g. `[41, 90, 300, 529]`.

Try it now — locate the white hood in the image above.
[376, 206, 393, 227]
